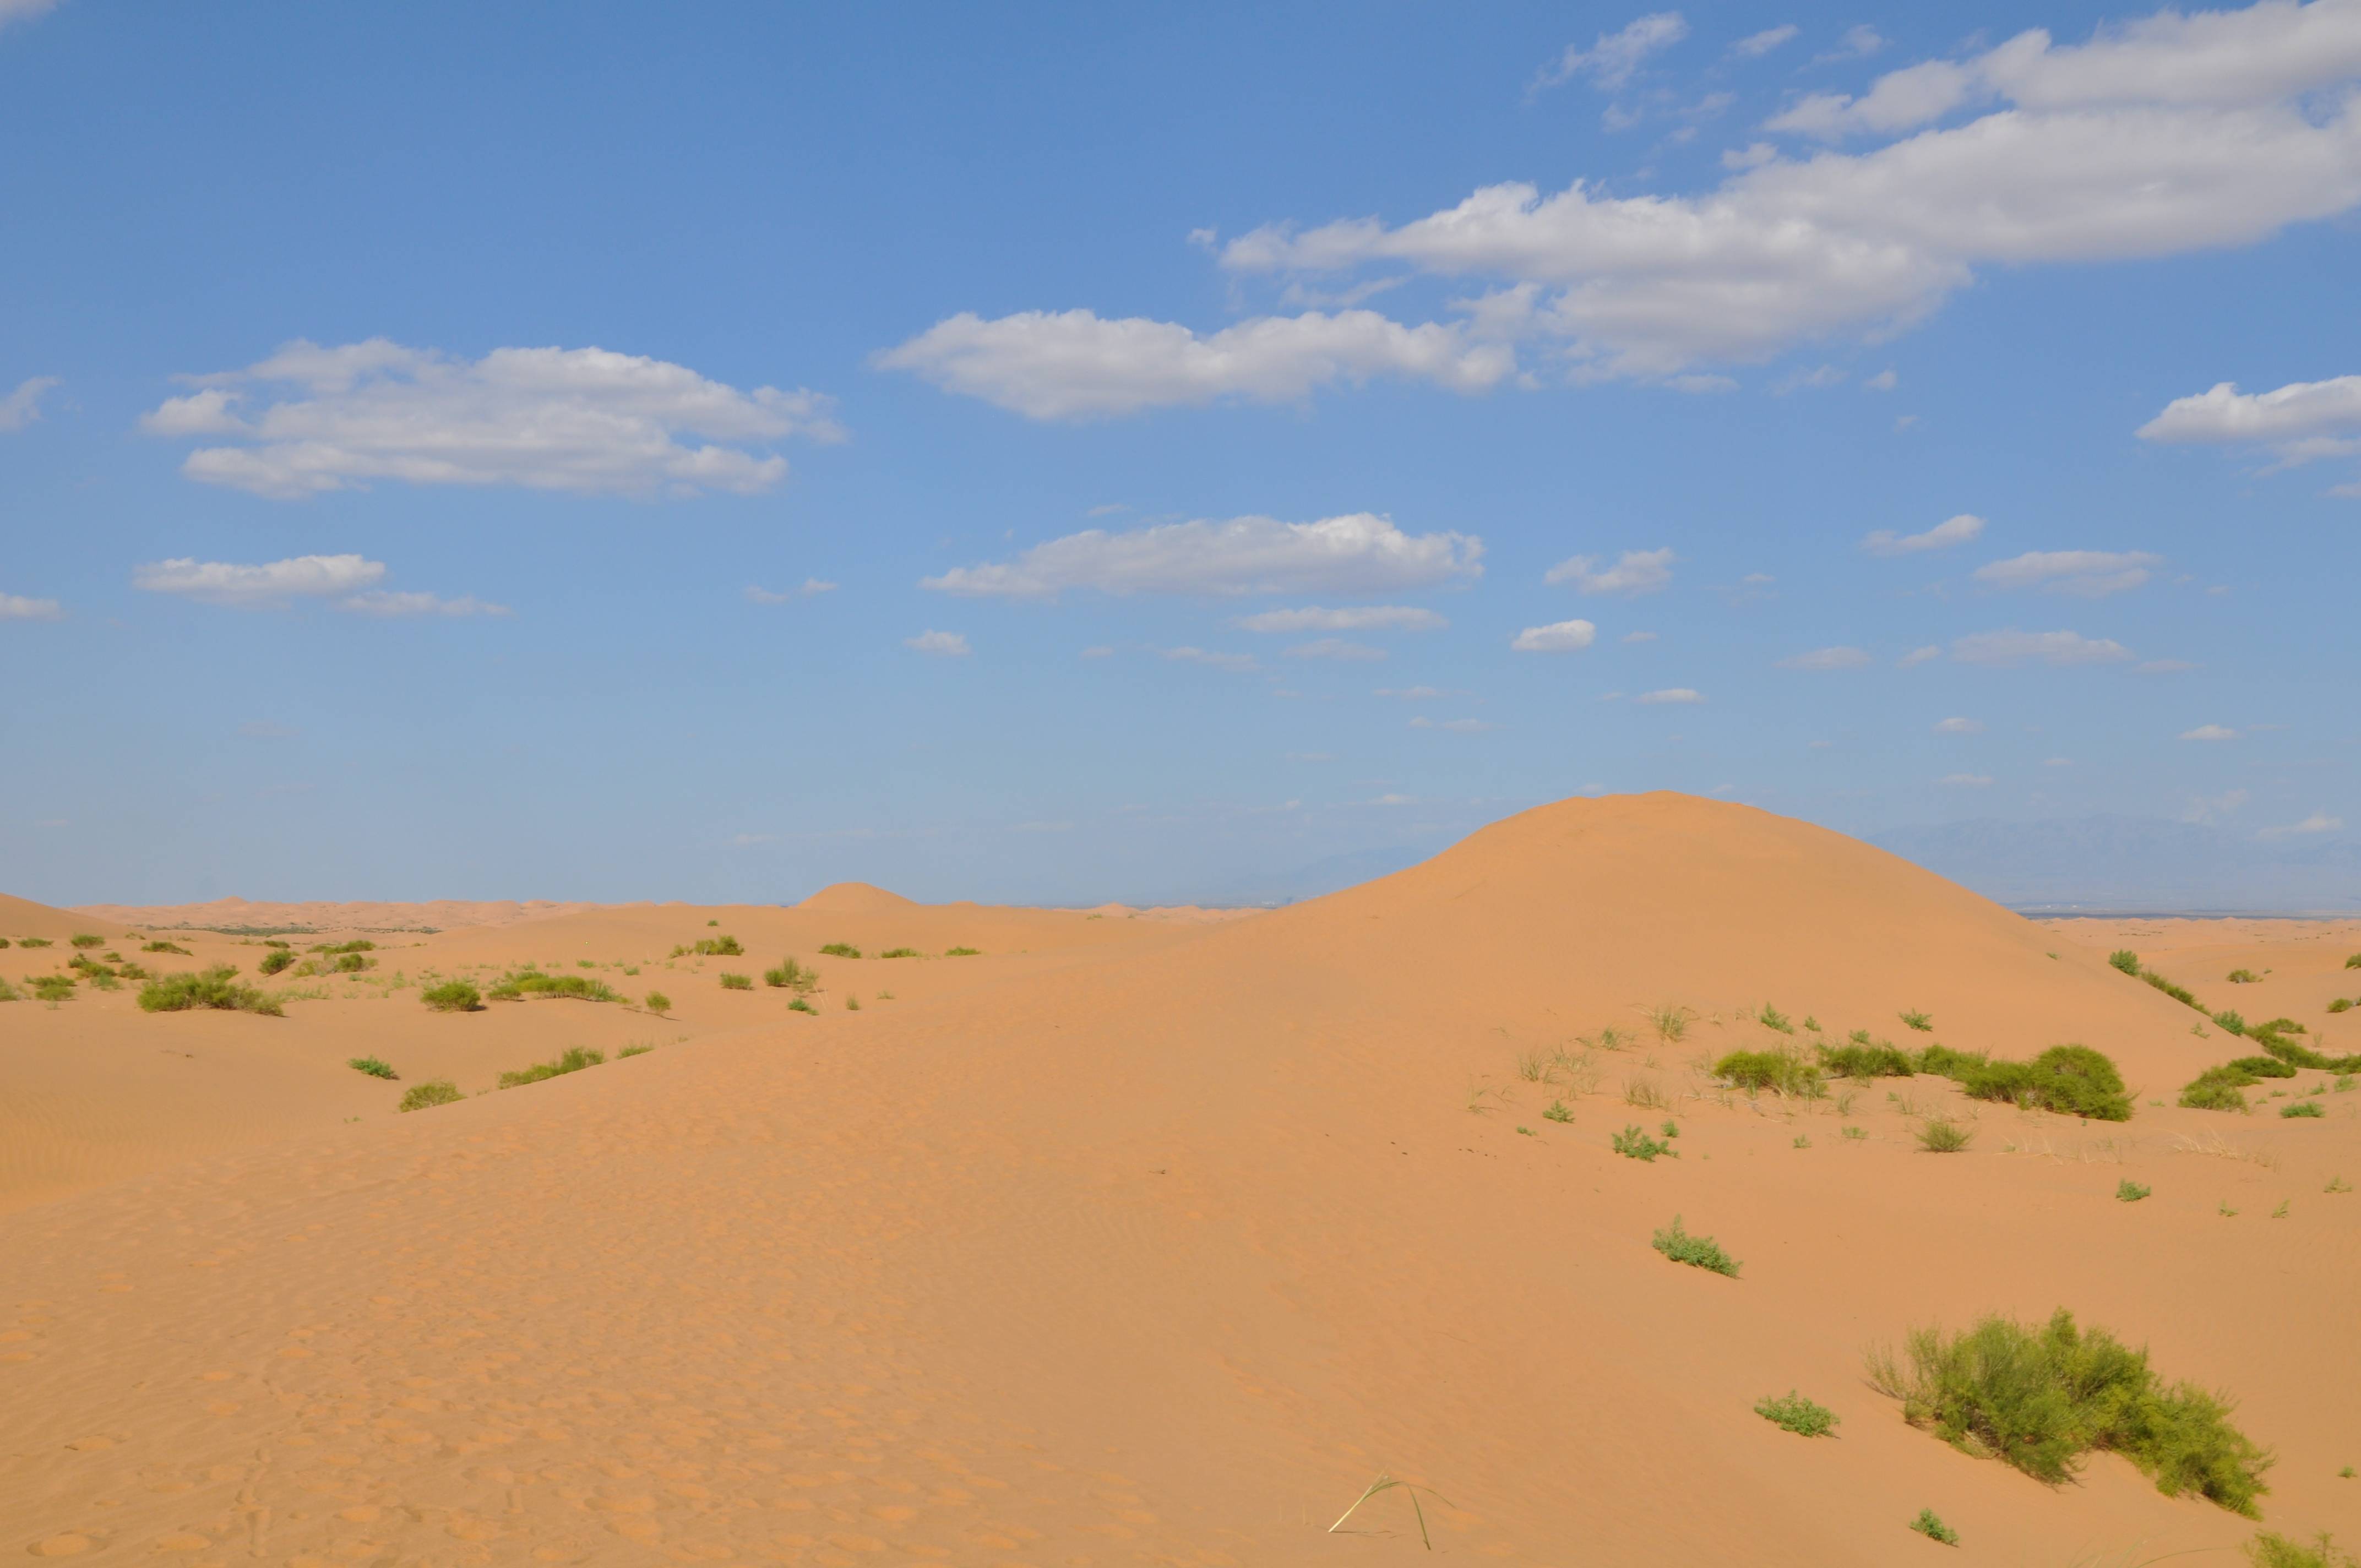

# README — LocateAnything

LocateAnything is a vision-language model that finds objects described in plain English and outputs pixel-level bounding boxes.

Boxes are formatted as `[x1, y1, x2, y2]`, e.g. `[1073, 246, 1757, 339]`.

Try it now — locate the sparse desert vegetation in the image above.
[1612, 1122, 1679, 1161]
[420, 979, 481, 1012]
[719, 972, 753, 990]
[880, 946, 922, 959]
[498, 1047, 606, 1088]
[138, 967, 284, 1016]
[1754, 1391, 1836, 1436]
[397, 1080, 463, 1112]
[819, 941, 862, 958]
[1650, 1215, 1739, 1277]
[488, 970, 622, 1004]
[259, 948, 295, 975]
[348, 1057, 398, 1079]
[1909, 1509, 1960, 1546]
[762, 956, 818, 991]
[1917, 1118, 1973, 1153]
[644, 989, 672, 1014]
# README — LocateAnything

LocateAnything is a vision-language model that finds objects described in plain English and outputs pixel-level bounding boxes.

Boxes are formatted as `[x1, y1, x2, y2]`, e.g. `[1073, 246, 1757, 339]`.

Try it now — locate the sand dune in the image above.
[4, 795, 2357, 1562]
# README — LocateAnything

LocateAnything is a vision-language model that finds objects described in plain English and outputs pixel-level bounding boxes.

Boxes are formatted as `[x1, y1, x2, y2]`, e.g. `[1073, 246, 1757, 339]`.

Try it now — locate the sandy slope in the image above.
[3, 794, 2357, 1564]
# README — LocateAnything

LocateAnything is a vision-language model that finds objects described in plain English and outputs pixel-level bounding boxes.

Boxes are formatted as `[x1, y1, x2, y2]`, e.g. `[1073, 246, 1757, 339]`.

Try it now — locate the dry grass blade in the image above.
[2169, 1130, 2280, 1170]
[1328, 1471, 1454, 1550]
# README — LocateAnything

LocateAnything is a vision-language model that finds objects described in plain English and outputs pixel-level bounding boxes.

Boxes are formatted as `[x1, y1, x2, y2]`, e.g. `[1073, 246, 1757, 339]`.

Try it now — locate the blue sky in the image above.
[3, 0, 2357, 906]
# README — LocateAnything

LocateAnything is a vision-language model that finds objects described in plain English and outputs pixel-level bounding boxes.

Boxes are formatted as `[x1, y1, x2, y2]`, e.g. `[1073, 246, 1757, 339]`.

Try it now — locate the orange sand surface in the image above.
[4, 794, 2357, 1563]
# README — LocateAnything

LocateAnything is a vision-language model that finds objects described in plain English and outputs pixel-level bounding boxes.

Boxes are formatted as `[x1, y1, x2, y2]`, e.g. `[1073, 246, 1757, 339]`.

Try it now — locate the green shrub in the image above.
[2215, 1010, 2248, 1037]
[2117, 1179, 2151, 1202]
[2329, 999, 2353, 1014]
[0, 977, 18, 1001]
[881, 946, 922, 959]
[308, 939, 374, 954]
[143, 940, 190, 955]
[18, 936, 52, 948]
[2348, 954, 2361, 970]
[138, 967, 284, 1017]
[2282, 1102, 2325, 1119]
[348, 1057, 398, 1079]
[420, 979, 481, 1012]
[2142, 969, 2202, 1008]
[1715, 1049, 1820, 1096]
[1868, 1308, 2270, 1513]
[787, 997, 818, 1014]
[2109, 949, 2141, 975]
[1543, 1099, 1573, 1123]
[497, 1047, 605, 1088]
[1919, 1043, 2132, 1121]
[819, 942, 862, 958]
[1900, 1009, 1934, 1032]
[1755, 1391, 1837, 1436]
[719, 972, 753, 990]
[1910, 1509, 1960, 1546]
[846, 994, 861, 1010]
[2247, 1532, 2357, 1568]
[618, 1043, 653, 1058]
[2182, 1068, 2253, 1112]
[1818, 1039, 1915, 1079]
[258, 948, 295, 976]
[1758, 1003, 1793, 1033]
[762, 956, 817, 991]
[2249, 1031, 2361, 1074]
[2229, 1054, 2298, 1079]
[1651, 1215, 1739, 1277]
[31, 974, 75, 1002]
[69, 933, 103, 949]
[945, 946, 981, 956]
[686, 934, 743, 956]
[1611, 1123, 1677, 1161]
[1918, 1119, 1973, 1153]
[501, 971, 620, 1003]
[644, 990, 671, 1014]
[331, 952, 372, 973]
[398, 1080, 463, 1112]
[0, 937, 9, 949]
[2228, 968, 2259, 983]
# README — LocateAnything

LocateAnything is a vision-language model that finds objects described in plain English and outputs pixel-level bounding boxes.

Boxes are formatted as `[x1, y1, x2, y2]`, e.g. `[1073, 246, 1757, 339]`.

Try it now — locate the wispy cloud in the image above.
[1535, 12, 1689, 93]
[1511, 618, 1597, 652]
[1973, 549, 2161, 597]
[1544, 547, 1675, 595]
[746, 578, 839, 603]
[339, 590, 511, 618]
[924, 513, 1482, 598]
[0, 592, 64, 622]
[1234, 604, 1446, 633]
[1731, 23, 1798, 57]
[905, 629, 971, 657]
[1635, 687, 1705, 704]
[2179, 723, 2237, 741]
[1780, 645, 1870, 670]
[1934, 716, 1984, 733]
[2258, 811, 2344, 840]
[1863, 514, 1983, 555]
[1285, 638, 1385, 661]
[1951, 629, 2131, 667]
[134, 553, 386, 608]
[0, 375, 59, 431]
[1161, 645, 1257, 672]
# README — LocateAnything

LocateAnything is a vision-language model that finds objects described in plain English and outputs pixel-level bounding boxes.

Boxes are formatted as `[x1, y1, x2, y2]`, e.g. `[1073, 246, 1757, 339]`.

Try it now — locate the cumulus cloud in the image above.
[1234, 604, 1446, 632]
[875, 308, 1515, 420]
[0, 0, 58, 31]
[2179, 722, 2238, 741]
[1951, 628, 2132, 666]
[1733, 23, 1800, 57]
[1536, 13, 1690, 92]
[1934, 716, 1985, 733]
[2259, 810, 2344, 839]
[1863, 513, 1984, 554]
[0, 376, 59, 431]
[905, 630, 971, 657]
[1780, 645, 1872, 670]
[746, 578, 839, 604]
[134, 554, 387, 608]
[1161, 646, 1258, 671]
[141, 339, 841, 499]
[338, 590, 511, 618]
[1, 592, 64, 621]
[2138, 374, 2361, 478]
[1973, 548, 2162, 596]
[1635, 686, 1705, 703]
[1899, 644, 1943, 666]
[1544, 546, 1675, 595]
[1864, 368, 1899, 391]
[922, 513, 1482, 598]
[1285, 638, 1386, 661]
[1511, 618, 1598, 652]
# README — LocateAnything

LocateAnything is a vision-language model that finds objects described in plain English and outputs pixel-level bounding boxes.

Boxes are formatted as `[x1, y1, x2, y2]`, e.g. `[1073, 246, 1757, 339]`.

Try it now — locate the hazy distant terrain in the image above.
[1873, 815, 2361, 914]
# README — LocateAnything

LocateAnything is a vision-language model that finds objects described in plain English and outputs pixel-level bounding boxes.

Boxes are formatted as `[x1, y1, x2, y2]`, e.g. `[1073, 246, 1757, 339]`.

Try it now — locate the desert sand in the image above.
[2, 793, 2356, 1563]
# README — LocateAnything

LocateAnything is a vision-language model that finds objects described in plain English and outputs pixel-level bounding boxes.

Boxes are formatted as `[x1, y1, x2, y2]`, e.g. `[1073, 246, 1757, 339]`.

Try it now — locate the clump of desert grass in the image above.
[945, 945, 981, 956]
[1755, 1391, 1837, 1436]
[1917, 1118, 1974, 1153]
[819, 941, 862, 958]
[486, 969, 622, 1004]
[787, 997, 818, 1015]
[763, 956, 818, 992]
[258, 948, 296, 976]
[142, 939, 190, 955]
[1910, 1509, 1961, 1546]
[1756, 1003, 1794, 1033]
[1612, 1121, 1679, 1161]
[618, 1043, 654, 1058]
[1917, 1043, 2133, 1121]
[308, 939, 374, 955]
[348, 1057, 398, 1079]
[880, 946, 922, 959]
[2247, 1532, 2358, 1568]
[1817, 1034, 1915, 1080]
[672, 934, 743, 957]
[1868, 1307, 2271, 1515]
[497, 1046, 605, 1088]
[643, 989, 671, 1015]
[1713, 1047, 1821, 1097]
[2117, 1179, 2151, 1202]
[1651, 1215, 1739, 1276]
[32, 974, 78, 1003]
[18, 935, 53, 948]
[420, 979, 481, 1012]
[69, 933, 104, 949]
[398, 1080, 463, 1112]
[719, 972, 753, 990]
[138, 966, 284, 1017]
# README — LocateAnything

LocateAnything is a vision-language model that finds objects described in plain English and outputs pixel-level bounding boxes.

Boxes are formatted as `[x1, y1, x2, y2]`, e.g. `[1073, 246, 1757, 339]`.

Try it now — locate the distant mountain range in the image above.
[1869, 815, 2361, 915]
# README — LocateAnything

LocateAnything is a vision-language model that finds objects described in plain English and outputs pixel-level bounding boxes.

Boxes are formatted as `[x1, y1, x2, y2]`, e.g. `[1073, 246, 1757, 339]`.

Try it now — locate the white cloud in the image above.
[1, 592, 64, 621]
[1410, 716, 1501, 733]
[1863, 513, 1984, 555]
[1938, 772, 1994, 787]
[0, 376, 59, 431]
[1864, 368, 1898, 391]
[1537, 13, 1690, 92]
[0, 0, 57, 31]
[746, 578, 839, 604]
[1286, 638, 1386, 661]
[876, 308, 1515, 420]
[1636, 686, 1705, 703]
[338, 590, 511, 618]
[1973, 548, 2162, 596]
[922, 512, 1482, 598]
[2179, 722, 2238, 741]
[1819, 24, 1887, 62]
[1511, 618, 1598, 652]
[1951, 628, 2132, 666]
[2259, 810, 2344, 840]
[1899, 644, 1943, 666]
[1773, 363, 1847, 393]
[1934, 716, 1985, 733]
[134, 553, 387, 608]
[1545, 546, 1675, 595]
[2183, 787, 2250, 823]
[142, 339, 841, 499]
[1161, 646, 1258, 671]
[1623, 629, 1658, 643]
[1234, 604, 1446, 633]
[905, 630, 971, 657]
[2138, 374, 2361, 475]
[1732, 24, 1799, 57]
[1781, 645, 1872, 670]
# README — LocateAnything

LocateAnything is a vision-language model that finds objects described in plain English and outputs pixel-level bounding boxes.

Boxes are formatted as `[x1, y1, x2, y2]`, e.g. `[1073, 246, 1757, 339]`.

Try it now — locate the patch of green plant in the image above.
[69, 933, 103, 948]
[398, 1080, 462, 1112]
[1841, 1125, 1866, 1141]
[2282, 1102, 2325, 1119]
[1758, 1003, 1793, 1033]
[845, 994, 861, 1010]
[142, 940, 190, 955]
[0, 977, 18, 1002]
[1644, 1002, 1693, 1042]
[1918, 1119, 1973, 1153]
[308, 939, 375, 955]
[1910, 1509, 1960, 1546]
[138, 967, 284, 1016]
[498, 1046, 605, 1088]
[2247, 1532, 2358, 1568]
[1714, 1048, 1821, 1096]
[2141, 968, 2203, 1009]
[1755, 1391, 1837, 1436]
[2348, 954, 2361, 970]
[787, 997, 818, 1014]
[498, 971, 621, 1003]
[1611, 1123, 1678, 1161]
[2248, 1030, 2361, 1074]
[1868, 1306, 2271, 1514]
[762, 956, 818, 992]
[1919, 1043, 2133, 1121]
[2215, 1009, 2248, 1036]
[348, 1057, 398, 1079]
[2117, 1179, 2151, 1202]
[644, 990, 671, 1014]
[945, 945, 981, 956]
[1651, 1215, 1739, 1276]
[819, 941, 862, 958]
[1543, 1099, 1573, 1123]
[420, 979, 481, 1012]
[1900, 1009, 1934, 1032]
[258, 948, 295, 976]
[2330, 999, 2353, 1014]
[880, 946, 921, 959]
[2182, 1066, 2255, 1111]
[18, 936, 52, 948]
[2228, 968, 2259, 983]
[1793, 1134, 1811, 1149]
[2229, 1054, 2298, 1079]
[1818, 1039, 1915, 1079]
[331, 952, 372, 973]
[2329, 1176, 2353, 1194]
[719, 972, 753, 990]
[2109, 949, 2141, 975]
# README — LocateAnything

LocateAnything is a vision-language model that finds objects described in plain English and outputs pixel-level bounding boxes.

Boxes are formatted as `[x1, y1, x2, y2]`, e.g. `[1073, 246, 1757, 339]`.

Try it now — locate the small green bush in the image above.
[845, 994, 861, 1010]
[2329, 999, 2353, 1014]
[1910, 1509, 1960, 1546]
[881, 946, 922, 959]
[31, 974, 75, 1002]
[69, 933, 104, 949]
[2247, 1532, 2357, 1568]
[398, 1080, 463, 1112]
[258, 948, 295, 976]
[19, 936, 52, 948]
[644, 990, 671, 1014]
[138, 967, 284, 1017]
[2347, 954, 2361, 970]
[348, 1057, 398, 1079]
[420, 979, 481, 1012]
[1611, 1123, 1677, 1161]
[1818, 1039, 1915, 1079]
[1543, 1099, 1573, 1123]
[1900, 1009, 1934, 1032]
[819, 941, 862, 958]
[1918, 1119, 1973, 1153]
[308, 939, 374, 954]
[762, 956, 817, 992]
[2215, 1010, 2249, 1037]
[1921, 1043, 2132, 1121]
[143, 940, 190, 955]
[2282, 1102, 2325, 1119]
[2118, 1179, 2151, 1202]
[1755, 1391, 1837, 1436]
[502, 972, 621, 1003]
[498, 1046, 605, 1088]
[619, 1043, 652, 1058]
[0, 977, 17, 1001]
[1651, 1215, 1739, 1276]
[787, 997, 818, 1014]
[2109, 949, 2141, 976]
[1869, 1308, 2271, 1513]
[2143, 969, 2202, 1008]
[2228, 968, 2259, 983]
[1758, 1003, 1793, 1033]
[719, 972, 753, 990]
[945, 945, 981, 956]
[1715, 1049, 1820, 1096]
[331, 952, 372, 973]
[0, 937, 9, 949]
[690, 934, 743, 956]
